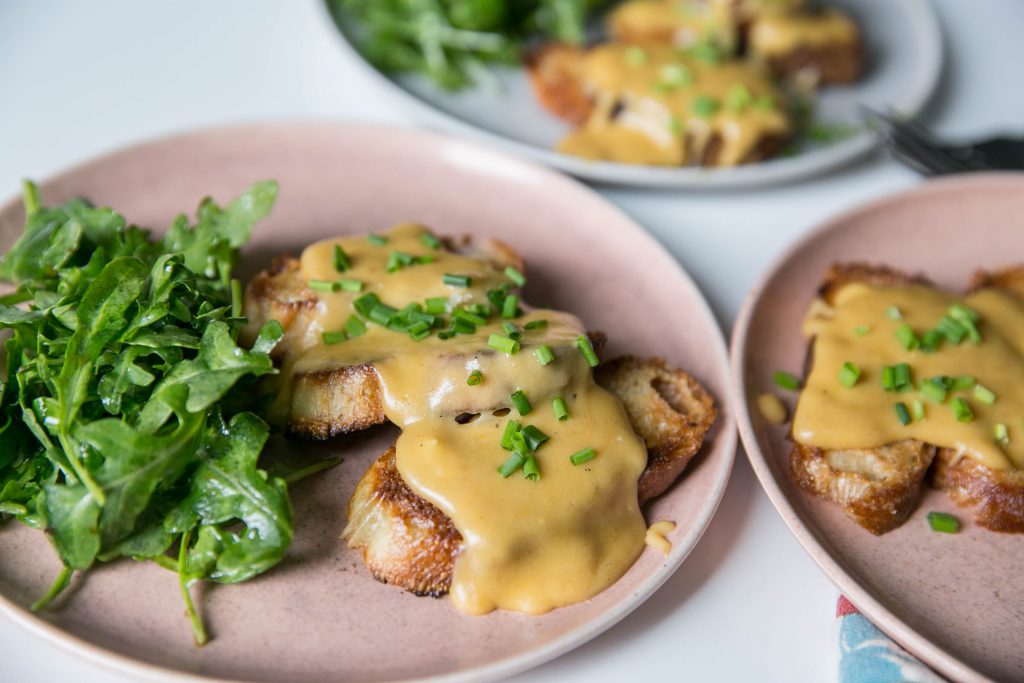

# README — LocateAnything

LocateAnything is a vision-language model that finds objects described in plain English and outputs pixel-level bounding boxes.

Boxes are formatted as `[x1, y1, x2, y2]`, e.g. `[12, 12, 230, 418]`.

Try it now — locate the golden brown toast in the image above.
[344, 357, 717, 596]
[792, 263, 1024, 534]
[244, 236, 524, 439]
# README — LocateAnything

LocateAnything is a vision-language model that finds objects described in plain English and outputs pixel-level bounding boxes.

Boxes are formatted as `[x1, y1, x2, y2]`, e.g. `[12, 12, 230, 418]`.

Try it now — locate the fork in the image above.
[867, 109, 1024, 176]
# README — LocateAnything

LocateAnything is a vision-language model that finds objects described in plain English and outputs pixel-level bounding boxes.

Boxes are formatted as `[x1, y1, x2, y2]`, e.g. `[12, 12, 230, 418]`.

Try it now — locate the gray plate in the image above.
[326, 0, 943, 189]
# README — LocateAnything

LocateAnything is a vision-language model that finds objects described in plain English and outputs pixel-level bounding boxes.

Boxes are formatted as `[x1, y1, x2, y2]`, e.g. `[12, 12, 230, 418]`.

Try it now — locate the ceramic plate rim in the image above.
[320, 0, 944, 189]
[729, 172, 1024, 683]
[0, 120, 738, 683]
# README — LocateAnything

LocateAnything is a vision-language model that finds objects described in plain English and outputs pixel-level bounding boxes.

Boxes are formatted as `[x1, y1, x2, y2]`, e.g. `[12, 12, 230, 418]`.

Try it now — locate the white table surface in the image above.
[0, 1, 1021, 681]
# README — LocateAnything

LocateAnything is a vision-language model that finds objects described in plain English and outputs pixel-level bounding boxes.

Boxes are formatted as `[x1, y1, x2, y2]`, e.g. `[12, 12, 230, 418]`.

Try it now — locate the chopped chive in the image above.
[552, 396, 569, 421]
[726, 84, 752, 112]
[894, 402, 911, 425]
[881, 365, 896, 391]
[443, 273, 471, 287]
[912, 399, 926, 421]
[885, 306, 902, 320]
[308, 279, 338, 292]
[386, 251, 415, 273]
[504, 265, 526, 286]
[690, 41, 722, 64]
[333, 244, 350, 271]
[322, 331, 346, 345]
[498, 451, 527, 478]
[367, 233, 387, 246]
[368, 303, 397, 326]
[414, 255, 436, 265]
[524, 319, 548, 331]
[838, 362, 860, 388]
[919, 329, 943, 352]
[344, 315, 367, 338]
[774, 370, 800, 391]
[936, 315, 966, 344]
[570, 447, 596, 466]
[952, 375, 976, 390]
[488, 334, 520, 355]
[486, 284, 511, 309]
[927, 511, 960, 534]
[994, 422, 1009, 444]
[500, 419, 521, 450]
[501, 294, 520, 319]
[522, 455, 540, 481]
[352, 292, 381, 316]
[921, 377, 949, 403]
[625, 45, 647, 66]
[466, 370, 483, 386]
[893, 363, 912, 392]
[951, 397, 974, 422]
[692, 95, 719, 119]
[453, 308, 487, 326]
[659, 63, 692, 88]
[895, 323, 919, 350]
[949, 303, 979, 323]
[510, 390, 532, 416]
[577, 335, 599, 367]
[502, 322, 522, 340]
[521, 425, 550, 452]
[974, 384, 996, 405]
[420, 232, 441, 249]
[853, 324, 872, 337]
[438, 330, 453, 340]
[338, 279, 363, 292]
[409, 327, 431, 341]
[534, 344, 555, 366]
[407, 320, 431, 335]
[425, 296, 448, 315]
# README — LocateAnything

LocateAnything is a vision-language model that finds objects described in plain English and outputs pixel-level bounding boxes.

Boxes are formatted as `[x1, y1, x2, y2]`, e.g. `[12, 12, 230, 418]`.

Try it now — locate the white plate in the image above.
[325, 0, 943, 189]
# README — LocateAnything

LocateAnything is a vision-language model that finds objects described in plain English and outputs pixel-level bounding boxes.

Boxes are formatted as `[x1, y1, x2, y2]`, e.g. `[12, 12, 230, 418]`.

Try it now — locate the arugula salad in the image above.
[0, 180, 292, 644]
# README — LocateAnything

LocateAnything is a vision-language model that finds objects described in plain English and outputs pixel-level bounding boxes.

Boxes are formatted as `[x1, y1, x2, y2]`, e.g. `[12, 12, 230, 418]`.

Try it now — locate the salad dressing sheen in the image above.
[263, 223, 649, 614]
[794, 283, 1024, 471]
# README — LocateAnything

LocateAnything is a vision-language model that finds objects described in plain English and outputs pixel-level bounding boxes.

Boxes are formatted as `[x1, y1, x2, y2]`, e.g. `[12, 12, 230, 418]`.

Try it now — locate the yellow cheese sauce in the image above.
[748, 8, 859, 56]
[609, 0, 807, 48]
[558, 43, 791, 167]
[794, 283, 1024, 471]
[644, 520, 677, 556]
[256, 223, 649, 614]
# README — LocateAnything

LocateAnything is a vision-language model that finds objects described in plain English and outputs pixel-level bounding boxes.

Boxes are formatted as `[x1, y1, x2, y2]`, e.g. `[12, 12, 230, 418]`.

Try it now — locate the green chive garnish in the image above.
[425, 297, 448, 315]
[838, 362, 860, 388]
[308, 280, 338, 292]
[453, 308, 487, 326]
[420, 232, 441, 249]
[443, 273, 471, 288]
[502, 321, 522, 340]
[921, 377, 949, 403]
[912, 399, 926, 421]
[919, 329, 943, 352]
[521, 425, 550, 452]
[893, 363, 912, 392]
[505, 266, 526, 286]
[488, 334, 520, 355]
[345, 315, 367, 338]
[510, 390, 532, 416]
[948, 304, 981, 342]
[522, 454, 540, 481]
[524, 319, 548, 331]
[774, 371, 800, 391]
[498, 451, 526, 478]
[367, 234, 387, 246]
[853, 324, 872, 337]
[502, 294, 520, 319]
[322, 331, 345, 345]
[659, 63, 692, 88]
[974, 383, 996, 405]
[994, 422, 1009, 444]
[500, 419, 521, 450]
[937, 316, 966, 344]
[570, 447, 596, 466]
[534, 344, 555, 366]
[552, 396, 569, 421]
[692, 95, 719, 119]
[577, 335, 599, 367]
[951, 397, 974, 422]
[726, 84, 752, 112]
[885, 306, 902, 320]
[927, 511, 960, 534]
[467, 370, 483, 386]
[895, 402, 911, 425]
[690, 41, 721, 64]
[625, 46, 647, 66]
[952, 375, 976, 390]
[895, 323, 919, 350]
[333, 244, 350, 272]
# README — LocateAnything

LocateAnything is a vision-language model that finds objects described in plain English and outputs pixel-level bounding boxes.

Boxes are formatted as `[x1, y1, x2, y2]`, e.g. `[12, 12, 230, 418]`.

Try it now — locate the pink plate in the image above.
[0, 122, 735, 683]
[731, 173, 1024, 683]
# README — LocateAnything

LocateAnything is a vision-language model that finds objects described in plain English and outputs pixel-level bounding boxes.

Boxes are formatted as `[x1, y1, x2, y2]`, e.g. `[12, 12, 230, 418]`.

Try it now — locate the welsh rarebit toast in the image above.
[790, 264, 1024, 534]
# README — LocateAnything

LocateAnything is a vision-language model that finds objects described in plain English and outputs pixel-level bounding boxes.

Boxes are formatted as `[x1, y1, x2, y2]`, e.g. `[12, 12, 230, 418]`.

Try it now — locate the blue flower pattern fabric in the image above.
[837, 596, 947, 683]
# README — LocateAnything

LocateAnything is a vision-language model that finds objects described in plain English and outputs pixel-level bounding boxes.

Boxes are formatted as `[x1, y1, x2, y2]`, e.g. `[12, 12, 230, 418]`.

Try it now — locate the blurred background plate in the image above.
[326, 0, 942, 189]
[731, 173, 1024, 683]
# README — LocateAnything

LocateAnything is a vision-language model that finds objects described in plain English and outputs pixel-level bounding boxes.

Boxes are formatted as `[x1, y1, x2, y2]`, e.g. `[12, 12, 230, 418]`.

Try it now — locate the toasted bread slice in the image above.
[791, 263, 937, 534]
[244, 236, 524, 439]
[747, 8, 865, 85]
[932, 449, 1024, 533]
[344, 357, 717, 596]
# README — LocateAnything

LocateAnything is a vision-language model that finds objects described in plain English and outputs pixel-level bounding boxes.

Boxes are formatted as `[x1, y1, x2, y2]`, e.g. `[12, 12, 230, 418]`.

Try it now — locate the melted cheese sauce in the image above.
[645, 520, 676, 556]
[794, 283, 1024, 471]
[558, 43, 791, 167]
[609, 0, 808, 47]
[260, 223, 649, 614]
[748, 8, 859, 56]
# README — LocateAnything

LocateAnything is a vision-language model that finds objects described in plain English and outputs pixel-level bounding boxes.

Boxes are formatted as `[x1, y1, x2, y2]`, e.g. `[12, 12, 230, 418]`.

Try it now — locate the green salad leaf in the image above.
[0, 180, 288, 644]
[331, 0, 612, 90]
